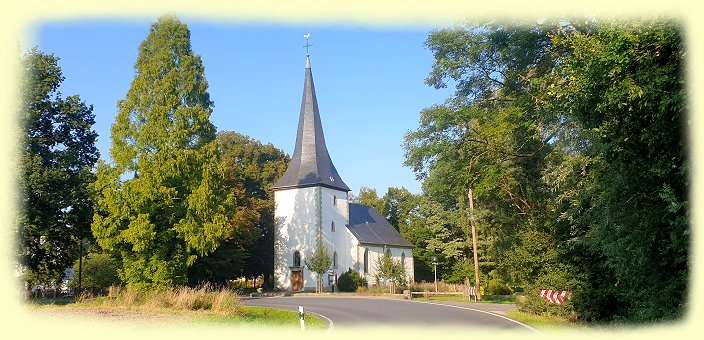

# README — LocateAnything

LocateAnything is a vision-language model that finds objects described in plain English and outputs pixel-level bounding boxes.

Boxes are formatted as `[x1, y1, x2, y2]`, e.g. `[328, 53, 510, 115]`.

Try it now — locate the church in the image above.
[272, 54, 414, 292]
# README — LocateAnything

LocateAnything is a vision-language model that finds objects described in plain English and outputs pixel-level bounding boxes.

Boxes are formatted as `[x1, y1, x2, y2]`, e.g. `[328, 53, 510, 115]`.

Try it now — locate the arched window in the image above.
[293, 250, 301, 267]
[333, 195, 337, 205]
[333, 251, 338, 269]
[331, 221, 335, 232]
[363, 249, 369, 274]
[385, 248, 392, 257]
[401, 252, 406, 268]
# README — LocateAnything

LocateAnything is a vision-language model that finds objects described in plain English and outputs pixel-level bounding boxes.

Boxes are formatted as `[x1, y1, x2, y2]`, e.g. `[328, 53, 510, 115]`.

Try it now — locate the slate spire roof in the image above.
[272, 56, 350, 192]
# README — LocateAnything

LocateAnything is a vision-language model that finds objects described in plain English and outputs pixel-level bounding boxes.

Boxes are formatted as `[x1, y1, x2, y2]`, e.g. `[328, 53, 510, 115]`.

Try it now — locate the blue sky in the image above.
[31, 17, 456, 195]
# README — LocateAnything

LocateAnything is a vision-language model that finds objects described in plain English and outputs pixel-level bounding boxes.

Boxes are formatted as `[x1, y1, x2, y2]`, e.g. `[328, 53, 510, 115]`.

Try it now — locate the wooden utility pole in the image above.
[468, 188, 482, 300]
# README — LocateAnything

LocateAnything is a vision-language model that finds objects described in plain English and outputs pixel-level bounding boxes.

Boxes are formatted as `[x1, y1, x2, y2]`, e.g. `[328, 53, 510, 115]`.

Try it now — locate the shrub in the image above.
[516, 269, 584, 320]
[487, 278, 512, 295]
[337, 268, 368, 292]
[71, 252, 121, 293]
[517, 286, 576, 319]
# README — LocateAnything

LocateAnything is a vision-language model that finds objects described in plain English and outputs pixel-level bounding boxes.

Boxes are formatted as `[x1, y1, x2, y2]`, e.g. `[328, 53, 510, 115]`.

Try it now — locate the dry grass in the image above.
[410, 281, 469, 293]
[98, 284, 241, 316]
[355, 284, 394, 294]
[29, 285, 328, 328]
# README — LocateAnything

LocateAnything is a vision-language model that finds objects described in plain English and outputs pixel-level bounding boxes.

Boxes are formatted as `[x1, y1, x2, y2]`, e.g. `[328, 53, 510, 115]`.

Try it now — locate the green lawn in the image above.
[199, 306, 326, 328]
[506, 310, 586, 331]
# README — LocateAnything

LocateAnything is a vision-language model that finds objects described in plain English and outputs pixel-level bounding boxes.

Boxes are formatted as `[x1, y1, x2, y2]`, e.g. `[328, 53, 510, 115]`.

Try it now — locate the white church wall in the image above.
[358, 245, 415, 285]
[397, 248, 415, 284]
[274, 186, 318, 291]
[274, 186, 353, 291]
[320, 187, 354, 277]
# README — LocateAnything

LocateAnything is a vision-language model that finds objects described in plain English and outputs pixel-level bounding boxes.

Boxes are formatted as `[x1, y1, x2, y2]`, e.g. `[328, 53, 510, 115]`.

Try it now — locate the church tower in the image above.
[273, 50, 415, 292]
[272, 55, 352, 291]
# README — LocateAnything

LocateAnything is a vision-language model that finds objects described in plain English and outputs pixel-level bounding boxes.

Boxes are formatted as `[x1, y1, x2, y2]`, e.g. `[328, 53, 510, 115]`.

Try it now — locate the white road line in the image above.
[409, 300, 542, 334]
[305, 310, 334, 330]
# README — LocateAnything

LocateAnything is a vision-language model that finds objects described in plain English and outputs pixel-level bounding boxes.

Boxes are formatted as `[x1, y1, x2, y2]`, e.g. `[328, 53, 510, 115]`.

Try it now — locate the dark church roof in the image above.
[272, 56, 350, 192]
[347, 203, 415, 248]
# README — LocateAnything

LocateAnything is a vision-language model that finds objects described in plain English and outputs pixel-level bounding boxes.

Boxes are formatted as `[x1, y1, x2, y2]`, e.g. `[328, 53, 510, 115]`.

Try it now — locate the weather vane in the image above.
[303, 33, 312, 56]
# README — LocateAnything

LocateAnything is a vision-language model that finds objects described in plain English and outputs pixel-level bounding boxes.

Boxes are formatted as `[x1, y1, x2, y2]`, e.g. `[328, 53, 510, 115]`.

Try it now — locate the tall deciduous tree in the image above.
[18, 47, 99, 289]
[382, 187, 416, 233]
[354, 186, 384, 213]
[92, 15, 234, 288]
[188, 132, 288, 287]
[405, 21, 562, 290]
[548, 19, 688, 322]
[405, 19, 687, 323]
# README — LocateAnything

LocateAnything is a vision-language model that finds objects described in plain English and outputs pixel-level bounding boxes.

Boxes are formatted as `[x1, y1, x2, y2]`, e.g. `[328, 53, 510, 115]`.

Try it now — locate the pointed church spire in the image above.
[272, 55, 350, 192]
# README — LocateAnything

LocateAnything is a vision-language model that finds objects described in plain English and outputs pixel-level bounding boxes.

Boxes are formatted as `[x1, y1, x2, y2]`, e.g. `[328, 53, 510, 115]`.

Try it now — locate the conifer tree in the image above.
[92, 15, 234, 288]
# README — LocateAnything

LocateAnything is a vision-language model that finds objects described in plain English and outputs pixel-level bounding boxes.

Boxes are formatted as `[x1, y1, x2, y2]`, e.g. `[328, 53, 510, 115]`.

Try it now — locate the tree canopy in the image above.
[18, 47, 99, 288]
[188, 131, 288, 286]
[404, 18, 687, 322]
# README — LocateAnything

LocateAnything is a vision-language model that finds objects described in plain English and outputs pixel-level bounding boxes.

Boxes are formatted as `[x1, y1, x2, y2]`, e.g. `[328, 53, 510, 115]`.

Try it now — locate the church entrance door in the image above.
[291, 269, 303, 291]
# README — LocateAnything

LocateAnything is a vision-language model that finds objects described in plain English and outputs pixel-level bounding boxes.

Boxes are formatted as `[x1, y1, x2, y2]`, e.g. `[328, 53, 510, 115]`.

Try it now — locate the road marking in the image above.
[409, 300, 542, 334]
[306, 310, 335, 330]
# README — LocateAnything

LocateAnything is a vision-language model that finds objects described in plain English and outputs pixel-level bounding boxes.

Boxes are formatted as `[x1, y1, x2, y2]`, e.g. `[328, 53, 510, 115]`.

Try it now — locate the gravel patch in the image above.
[30, 306, 189, 326]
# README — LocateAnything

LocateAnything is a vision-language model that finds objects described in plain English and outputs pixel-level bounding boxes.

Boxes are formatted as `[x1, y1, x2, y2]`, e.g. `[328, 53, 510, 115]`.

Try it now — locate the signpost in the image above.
[432, 256, 438, 292]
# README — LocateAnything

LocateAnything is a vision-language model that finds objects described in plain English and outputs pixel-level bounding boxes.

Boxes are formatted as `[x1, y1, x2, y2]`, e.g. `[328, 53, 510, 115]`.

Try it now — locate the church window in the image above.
[331, 221, 335, 232]
[363, 249, 369, 274]
[333, 195, 337, 205]
[385, 248, 392, 257]
[333, 252, 338, 269]
[293, 250, 301, 267]
[401, 252, 406, 268]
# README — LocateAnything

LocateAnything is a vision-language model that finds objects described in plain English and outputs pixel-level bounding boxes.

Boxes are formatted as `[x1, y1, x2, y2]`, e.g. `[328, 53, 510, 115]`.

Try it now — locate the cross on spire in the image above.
[303, 33, 312, 56]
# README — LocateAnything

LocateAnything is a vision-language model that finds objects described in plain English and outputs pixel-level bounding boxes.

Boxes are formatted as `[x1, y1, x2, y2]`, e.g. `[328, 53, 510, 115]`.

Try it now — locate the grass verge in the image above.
[506, 310, 586, 331]
[411, 294, 517, 304]
[25, 286, 327, 329]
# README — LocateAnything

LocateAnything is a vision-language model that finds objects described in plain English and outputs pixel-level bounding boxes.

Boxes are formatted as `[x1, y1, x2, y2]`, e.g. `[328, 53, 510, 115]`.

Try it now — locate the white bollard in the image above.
[298, 305, 305, 330]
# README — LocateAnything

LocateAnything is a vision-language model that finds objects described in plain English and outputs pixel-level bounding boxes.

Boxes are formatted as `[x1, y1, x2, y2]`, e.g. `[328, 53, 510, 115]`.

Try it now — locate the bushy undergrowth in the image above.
[516, 286, 577, 320]
[487, 278, 512, 295]
[101, 284, 241, 316]
[410, 281, 471, 293]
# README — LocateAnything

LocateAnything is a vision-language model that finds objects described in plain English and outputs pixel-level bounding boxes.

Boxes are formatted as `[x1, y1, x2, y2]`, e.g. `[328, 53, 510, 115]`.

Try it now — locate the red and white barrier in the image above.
[467, 286, 478, 302]
[539, 289, 570, 304]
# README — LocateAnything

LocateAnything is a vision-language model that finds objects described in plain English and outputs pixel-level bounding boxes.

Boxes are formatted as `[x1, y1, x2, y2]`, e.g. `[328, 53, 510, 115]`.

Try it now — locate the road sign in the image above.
[539, 289, 570, 304]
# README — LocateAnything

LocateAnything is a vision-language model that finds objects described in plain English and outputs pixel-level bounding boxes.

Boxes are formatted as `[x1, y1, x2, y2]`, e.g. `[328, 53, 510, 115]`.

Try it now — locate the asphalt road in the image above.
[241, 295, 538, 332]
